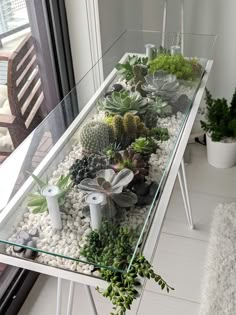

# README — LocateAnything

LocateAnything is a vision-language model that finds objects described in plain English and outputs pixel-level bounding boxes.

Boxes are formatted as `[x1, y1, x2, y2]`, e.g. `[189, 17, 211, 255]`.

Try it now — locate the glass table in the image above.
[0, 30, 215, 314]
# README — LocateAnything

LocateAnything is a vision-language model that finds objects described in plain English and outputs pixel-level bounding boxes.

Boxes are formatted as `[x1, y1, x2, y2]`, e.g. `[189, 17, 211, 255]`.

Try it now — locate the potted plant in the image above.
[201, 89, 236, 168]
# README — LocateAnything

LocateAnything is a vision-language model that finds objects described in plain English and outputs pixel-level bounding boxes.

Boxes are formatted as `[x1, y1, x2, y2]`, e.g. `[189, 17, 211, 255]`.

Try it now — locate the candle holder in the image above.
[86, 193, 104, 230]
[145, 44, 156, 61]
[41, 185, 62, 230]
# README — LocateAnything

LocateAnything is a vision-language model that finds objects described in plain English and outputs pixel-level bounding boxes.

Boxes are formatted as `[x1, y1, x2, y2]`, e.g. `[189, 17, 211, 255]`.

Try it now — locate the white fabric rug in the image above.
[200, 202, 236, 315]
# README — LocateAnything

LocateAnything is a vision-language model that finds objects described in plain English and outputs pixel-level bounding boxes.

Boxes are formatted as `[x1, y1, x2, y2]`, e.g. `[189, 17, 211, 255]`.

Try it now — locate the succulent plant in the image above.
[79, 121, 112, 153]
[142, 70, 179, 101]
[108, 113, 149, 148]
[130, 64, 148, 96]
[69, 154, 109, 184]
[131, 137, 158, 155]
[78, 169, 138, 209]
[27, 174, 72, 214]
[112, 149, 148, 183]
[115, 55, 148, 82]
[103, 143, 121, 161]
[98, 90, 149, 116]
[150, 127, 169, 142]
[148, 54, 202, 80]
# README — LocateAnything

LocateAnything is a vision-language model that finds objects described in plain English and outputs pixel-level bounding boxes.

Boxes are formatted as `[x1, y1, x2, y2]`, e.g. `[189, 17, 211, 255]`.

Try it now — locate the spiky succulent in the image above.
[79, 121, 112, 153]
[69, 154, 109, 184]
[98, 91, 149, 116]
[142, 71, 179, 101]
[78, 169, 138, 212]
[103, 143, 121, 161]
[150, 127, 169, 142]
[112, 149, 148, 183]
[27, 174, 72, 214]
[108, 113, 149, 148]
[131, 137, 158, 155]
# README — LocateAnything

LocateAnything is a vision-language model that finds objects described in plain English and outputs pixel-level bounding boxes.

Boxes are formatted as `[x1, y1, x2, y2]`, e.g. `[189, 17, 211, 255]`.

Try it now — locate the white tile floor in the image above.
[18, 143, 236, 315]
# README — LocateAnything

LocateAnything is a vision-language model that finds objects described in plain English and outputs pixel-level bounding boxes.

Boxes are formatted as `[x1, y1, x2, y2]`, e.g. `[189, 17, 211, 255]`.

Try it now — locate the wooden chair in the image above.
[0, 33, 44, 157]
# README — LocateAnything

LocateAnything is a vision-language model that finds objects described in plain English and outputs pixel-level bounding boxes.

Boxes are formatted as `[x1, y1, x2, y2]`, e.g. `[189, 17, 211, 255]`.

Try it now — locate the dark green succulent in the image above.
[81, 222, 174, 315]
[98, 91, 149, 116]
[103, 143, 121, 161]
[131, 137, 158, 155]
[115, 55, 148, 82]
[69, 154, 109, 184]
[150, 127, 169, 142]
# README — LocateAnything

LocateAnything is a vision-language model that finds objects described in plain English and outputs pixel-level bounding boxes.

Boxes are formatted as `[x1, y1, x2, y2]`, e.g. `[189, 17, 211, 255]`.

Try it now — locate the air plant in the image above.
[111, 149, 148, 183]
[27, 174, 72, 214]
[131, 137, 158, 155]
[142, 70, 179, 101]
[98, 91, 149, 116]
[78, 169, 138, 210]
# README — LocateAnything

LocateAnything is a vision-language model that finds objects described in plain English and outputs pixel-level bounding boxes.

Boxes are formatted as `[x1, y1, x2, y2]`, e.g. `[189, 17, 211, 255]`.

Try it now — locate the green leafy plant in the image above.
[131, 137, 158, 155]
[27, 174, 72, 214]
[200, 89, 236, 141]
[99, 91, 149, 116]
[150, 127, 169, 142]
[115, 55, 148, 82]
[81, 222, 174, 315]
[149, 54, 202, 81]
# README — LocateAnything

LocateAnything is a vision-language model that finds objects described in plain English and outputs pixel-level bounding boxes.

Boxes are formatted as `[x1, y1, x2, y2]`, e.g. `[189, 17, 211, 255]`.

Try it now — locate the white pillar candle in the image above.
[41, 185, 62, 230]
[86, 193, 104, 230]
[145, 44, 156, 61]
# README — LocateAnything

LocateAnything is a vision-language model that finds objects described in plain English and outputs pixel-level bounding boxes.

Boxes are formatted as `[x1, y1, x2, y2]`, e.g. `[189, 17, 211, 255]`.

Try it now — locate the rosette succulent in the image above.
[142, 70, 179, 101]
[99, 91, 149, 116]
[131, 137, 158, 155]
[112, 149, 148, 183]
[78, 169, 138, 209]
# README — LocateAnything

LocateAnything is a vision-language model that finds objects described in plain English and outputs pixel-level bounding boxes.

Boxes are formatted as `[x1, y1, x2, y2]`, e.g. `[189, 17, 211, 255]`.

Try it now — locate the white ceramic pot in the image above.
[86, 193, 104, 230]
[206, 134, 236, 168]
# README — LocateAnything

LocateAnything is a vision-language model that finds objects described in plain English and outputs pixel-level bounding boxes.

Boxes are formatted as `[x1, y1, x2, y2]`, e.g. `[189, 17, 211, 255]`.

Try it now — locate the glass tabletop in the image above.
[0, 30, 216, 275]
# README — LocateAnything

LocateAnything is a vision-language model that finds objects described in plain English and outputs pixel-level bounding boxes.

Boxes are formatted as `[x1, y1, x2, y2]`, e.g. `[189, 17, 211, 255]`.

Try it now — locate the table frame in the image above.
[0, 57, 213, 314]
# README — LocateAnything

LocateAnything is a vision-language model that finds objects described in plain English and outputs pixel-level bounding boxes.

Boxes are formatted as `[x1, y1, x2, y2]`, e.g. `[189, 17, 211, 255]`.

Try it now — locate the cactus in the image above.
[123, 113, 137, 140]
[112, 115, 124, 142]
[108, 113, 150, 147]
[79, 121, 112, 153]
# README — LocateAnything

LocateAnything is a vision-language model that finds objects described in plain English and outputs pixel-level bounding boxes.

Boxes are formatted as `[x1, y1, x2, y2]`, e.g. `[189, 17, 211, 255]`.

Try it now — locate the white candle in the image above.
[86, 193, 104, 230]
[145, 44, 156, 61]
[41, 185, 62, 230]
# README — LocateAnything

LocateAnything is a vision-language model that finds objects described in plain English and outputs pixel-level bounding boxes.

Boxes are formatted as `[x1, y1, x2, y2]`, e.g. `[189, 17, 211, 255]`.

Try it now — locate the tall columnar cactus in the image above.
[109, 113, 149, 147]
[123, 113, 137, 140]
[79, 121, 112, 153]
[112, 115, 124, 142]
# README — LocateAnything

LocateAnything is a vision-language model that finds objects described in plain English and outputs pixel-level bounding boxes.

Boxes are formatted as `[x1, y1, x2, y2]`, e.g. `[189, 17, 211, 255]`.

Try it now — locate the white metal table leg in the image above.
[178, 159, 194, 229]
[66, 281, 75, 315]
[56, 278, 62, 315]
[85, 285, 98, 315]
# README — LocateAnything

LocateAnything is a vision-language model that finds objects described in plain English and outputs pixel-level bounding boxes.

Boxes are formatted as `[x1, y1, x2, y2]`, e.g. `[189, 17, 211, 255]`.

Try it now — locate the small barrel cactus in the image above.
[79, 121, 112, 153]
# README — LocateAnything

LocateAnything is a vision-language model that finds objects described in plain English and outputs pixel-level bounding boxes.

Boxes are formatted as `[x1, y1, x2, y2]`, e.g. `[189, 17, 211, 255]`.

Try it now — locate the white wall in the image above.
[125, 0, 236, 101]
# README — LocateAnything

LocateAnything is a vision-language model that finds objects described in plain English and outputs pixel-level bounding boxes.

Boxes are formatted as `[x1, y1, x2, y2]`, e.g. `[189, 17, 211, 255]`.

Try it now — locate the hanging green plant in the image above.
[81, 222, 174, 315]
